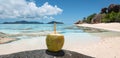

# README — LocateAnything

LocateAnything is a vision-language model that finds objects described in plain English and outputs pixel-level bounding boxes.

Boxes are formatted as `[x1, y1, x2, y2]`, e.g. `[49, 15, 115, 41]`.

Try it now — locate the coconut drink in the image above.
[46, 23, 64, 52]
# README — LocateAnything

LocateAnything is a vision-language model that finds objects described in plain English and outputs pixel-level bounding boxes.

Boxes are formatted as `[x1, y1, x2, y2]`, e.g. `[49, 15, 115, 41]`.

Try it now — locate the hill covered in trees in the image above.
[2, 21, 64, 24]
[75, 4, 120, 24]
[3, 21, 44, 24]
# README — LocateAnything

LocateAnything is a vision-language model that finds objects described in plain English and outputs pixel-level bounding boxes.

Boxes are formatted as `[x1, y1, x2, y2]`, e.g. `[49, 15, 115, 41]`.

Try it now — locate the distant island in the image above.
[47, 21, 64, 24]
[2, 21, 63, 24]
[3, 21, 44, 24]
[75, 4, 120, 24]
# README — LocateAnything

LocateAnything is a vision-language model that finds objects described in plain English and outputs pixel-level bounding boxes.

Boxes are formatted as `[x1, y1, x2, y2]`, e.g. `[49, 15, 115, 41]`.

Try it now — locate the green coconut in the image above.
[46, 34, 64, 52]
[46, 22, 64, 52]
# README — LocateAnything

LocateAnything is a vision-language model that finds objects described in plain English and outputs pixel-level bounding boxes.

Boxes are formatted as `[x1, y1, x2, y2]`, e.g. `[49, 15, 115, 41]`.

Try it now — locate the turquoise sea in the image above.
[0, 24, 101, 44]
[0, 24, 83, 34]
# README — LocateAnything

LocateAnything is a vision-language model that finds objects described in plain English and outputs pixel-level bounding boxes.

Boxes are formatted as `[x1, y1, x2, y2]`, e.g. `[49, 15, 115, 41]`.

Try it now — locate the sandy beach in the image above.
[0, 37, 16, 44]
[0, 23, 120, 58]
[76, 33, 120, 58]
[76, 23, 120, 32]
[75, 23, 120, 58]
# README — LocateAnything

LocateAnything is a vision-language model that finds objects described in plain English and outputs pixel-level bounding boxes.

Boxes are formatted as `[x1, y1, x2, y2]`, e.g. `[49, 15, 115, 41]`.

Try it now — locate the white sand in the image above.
[0, 33, 120, 58]
[75, 23, 120, 58]
[76, 23, 120, 32]
[0, 37, 16, 44]
[0, 33, 100, 55]
[0, 37, 47, 55]
[75, 36, 120, 58]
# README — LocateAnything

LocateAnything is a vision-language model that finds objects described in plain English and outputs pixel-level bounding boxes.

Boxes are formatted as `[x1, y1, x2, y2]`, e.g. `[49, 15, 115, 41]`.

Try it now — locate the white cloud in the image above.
[0, 0, 63, 19]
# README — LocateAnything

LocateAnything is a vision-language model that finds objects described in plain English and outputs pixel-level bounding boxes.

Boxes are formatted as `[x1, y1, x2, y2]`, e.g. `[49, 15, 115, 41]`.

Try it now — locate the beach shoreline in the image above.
[0, 37, 17, 44]
[76, 23, 120, 32]
[75, 23, 120, 58]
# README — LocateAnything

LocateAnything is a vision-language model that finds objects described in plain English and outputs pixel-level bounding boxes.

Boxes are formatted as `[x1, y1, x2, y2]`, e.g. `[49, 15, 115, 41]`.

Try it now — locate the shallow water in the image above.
[0, 24, 82, 34]
[0, 24, 120, 44]
[0, 24, 101, 44]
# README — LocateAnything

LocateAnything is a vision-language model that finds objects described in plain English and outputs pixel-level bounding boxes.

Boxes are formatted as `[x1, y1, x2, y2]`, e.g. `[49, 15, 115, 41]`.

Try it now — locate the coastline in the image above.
[0, 32, 18, 44]
[76, 23, 120, 32]
[75, 23, 120, 58]
[0, 37, 17, 44]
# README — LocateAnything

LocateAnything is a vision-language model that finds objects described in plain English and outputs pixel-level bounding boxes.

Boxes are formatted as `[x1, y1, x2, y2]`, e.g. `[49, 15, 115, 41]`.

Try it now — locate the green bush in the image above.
[101, 11, 120, 23]
[86, 13, 96, 23]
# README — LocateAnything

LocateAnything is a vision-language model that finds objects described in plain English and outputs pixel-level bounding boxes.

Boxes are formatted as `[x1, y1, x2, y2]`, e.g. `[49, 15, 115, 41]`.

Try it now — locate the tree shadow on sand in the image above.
[0, 49, 94, 58]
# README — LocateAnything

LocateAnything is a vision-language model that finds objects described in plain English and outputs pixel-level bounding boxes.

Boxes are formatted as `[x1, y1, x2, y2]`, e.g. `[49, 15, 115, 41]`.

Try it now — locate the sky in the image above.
[0, 0, 120, 24]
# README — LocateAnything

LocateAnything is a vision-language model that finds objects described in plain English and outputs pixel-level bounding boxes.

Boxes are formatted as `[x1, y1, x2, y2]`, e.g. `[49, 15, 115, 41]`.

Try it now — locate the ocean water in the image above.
[0, 24, 102, 54]
[0, 24, 83, 34]
[0, 24, 100, 44]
